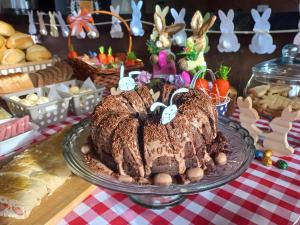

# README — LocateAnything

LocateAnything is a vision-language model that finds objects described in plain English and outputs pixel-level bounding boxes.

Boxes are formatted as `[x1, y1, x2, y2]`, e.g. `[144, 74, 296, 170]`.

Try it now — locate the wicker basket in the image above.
[67, 10, 144, 89]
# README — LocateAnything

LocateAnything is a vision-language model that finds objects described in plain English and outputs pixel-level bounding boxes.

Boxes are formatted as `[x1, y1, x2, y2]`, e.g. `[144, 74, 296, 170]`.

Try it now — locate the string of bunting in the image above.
[28, 1, 300, 54]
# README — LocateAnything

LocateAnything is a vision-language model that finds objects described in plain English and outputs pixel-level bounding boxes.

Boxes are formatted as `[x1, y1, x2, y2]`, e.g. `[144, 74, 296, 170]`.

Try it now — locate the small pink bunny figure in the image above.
[293, 3, 300, 52]
[249, 8, 276, 54]
[217, 9, 240, 52]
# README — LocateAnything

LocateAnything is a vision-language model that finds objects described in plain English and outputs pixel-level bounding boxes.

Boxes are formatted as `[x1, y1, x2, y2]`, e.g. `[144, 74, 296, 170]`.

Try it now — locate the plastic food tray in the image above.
[2, 87, 71, 127]
[52, 80, 105, 116]
[0, 118, 39, 156]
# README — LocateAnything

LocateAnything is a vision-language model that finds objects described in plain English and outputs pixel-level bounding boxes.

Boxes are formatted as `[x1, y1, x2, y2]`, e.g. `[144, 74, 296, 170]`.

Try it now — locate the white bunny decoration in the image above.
[37, 11, 47, 36]
[170, 8, 187, 47]
[28, 10, 37, 35]
[217, 9, 240, 52]
[150, 88, 189, 124]
[55, 11, 69, 38]
[293, 3, 300, 52]
[110, 5, 124, 38]
[249, 8, 276, 54]
[118, 65, 136, 91]
[130, 0, 144, 37]
[49, 11, 59, 37]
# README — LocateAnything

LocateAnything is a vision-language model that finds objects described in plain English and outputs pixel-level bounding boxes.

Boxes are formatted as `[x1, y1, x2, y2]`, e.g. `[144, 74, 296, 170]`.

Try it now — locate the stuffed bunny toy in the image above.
[179, 11, 216, 76]
[293, 3, 300, 52]
[130, 0, 144, 37]
[110, 5, 124, 38]
[170, 8, 187, 47]
[28, 10, 37, 35]
[249, 8, 276, 54]
[150, 5, 169, 41]
[217, 9, 240, 52]
[149, 10, 185, 78]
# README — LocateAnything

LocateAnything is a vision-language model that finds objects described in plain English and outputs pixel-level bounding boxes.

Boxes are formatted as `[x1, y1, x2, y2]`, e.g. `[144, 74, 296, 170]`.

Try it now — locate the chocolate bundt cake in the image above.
[88, 84, 228, 185]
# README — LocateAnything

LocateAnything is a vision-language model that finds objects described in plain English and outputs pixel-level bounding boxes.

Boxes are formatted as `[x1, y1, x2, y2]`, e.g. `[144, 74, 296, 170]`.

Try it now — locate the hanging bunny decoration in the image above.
[94, 0, 100, 12]
[130, 0, 144, 36]
[55, 11, 69, 38]
[37, 11, 47, 36]
[249, 8, 276, 54]
[150, 5, 169, 41]
[149, 6, 185, 78]
[118, 65, 136, 91]
[170, 8, 187, 47]
[49, 11, 59, 37]
[150, 88, 189, 124]
[293, 3, 300, 52]
[28, 10, 37, 35]
[217, 9, 240, 52]
[110, 5, 124, 38]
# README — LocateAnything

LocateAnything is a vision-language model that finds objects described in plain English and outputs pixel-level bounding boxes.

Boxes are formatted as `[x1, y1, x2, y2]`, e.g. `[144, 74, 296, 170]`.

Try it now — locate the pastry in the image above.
[0, 21, 15, 37]
[0, 128, 71, 219]
[249, 84, 270, 97]
[36, 96, 49, 105]
[0, 48, 25, 65]
[26, 93, 39, 102]
[89, 84, 228, 185]
[26, 44, 52, 62]
[0, 73, 34, 94]
[6, 32, 34, 50]
[19, 99, 35, 107]
[69, 86, 80, 95]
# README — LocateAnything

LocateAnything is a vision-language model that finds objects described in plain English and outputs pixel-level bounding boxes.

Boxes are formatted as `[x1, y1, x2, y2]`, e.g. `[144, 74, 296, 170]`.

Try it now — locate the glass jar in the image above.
[244, 44, 300, 117]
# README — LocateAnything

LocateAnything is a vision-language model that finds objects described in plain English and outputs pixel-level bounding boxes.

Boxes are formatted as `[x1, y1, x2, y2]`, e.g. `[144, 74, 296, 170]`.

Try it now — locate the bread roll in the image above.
[6, 32, 34, 50]
[26, 45, 52, 62]
[0, 44, 7, 60]
[0, 73, 34, 94]
[0, 21, 15, 37]
[0, 48, 25, 65]
[0, 35, 6, 48]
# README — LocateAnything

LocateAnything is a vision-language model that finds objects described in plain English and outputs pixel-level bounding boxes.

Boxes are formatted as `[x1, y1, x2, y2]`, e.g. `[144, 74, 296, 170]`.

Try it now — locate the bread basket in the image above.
[67, 10, 144, 89]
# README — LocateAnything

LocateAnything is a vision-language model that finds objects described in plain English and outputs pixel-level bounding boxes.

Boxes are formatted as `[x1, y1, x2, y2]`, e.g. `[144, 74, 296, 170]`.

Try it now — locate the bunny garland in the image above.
[170, 8, 187, 47]
[49, 12, 59, 38]
[217, 9, 240, 52]
[130, 0, 144, 37]
[293, 3, 300, 52]
[110, 5, 124, 38]
[37, 11, 47, 36]
[249, 8, 276, 54]
[28, 10, 37, 35]
[55, 11, 70, 38]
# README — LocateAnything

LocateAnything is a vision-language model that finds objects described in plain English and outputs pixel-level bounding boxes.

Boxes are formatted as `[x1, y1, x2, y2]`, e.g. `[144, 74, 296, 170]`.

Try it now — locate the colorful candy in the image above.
[255, 150, 264, 160]
[264, 149, 272, 158]
[262, 157, 272, 166]
[276, 160, 288, 170]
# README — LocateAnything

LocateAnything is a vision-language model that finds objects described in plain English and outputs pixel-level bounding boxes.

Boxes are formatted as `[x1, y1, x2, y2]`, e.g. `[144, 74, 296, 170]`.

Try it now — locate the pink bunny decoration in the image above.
[217, 9, 240, 52]
[249, 8, 276, 54]
[293, 3, 300, 52]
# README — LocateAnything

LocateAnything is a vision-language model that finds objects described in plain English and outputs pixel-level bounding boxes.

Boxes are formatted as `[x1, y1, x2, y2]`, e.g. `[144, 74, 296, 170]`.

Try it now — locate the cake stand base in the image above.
[129, 194, 186, 209]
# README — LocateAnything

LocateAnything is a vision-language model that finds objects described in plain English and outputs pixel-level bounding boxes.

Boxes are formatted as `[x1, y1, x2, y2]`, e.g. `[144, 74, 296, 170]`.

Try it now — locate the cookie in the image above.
[269, 85, 291, 95]
[249, 84, 270, 97]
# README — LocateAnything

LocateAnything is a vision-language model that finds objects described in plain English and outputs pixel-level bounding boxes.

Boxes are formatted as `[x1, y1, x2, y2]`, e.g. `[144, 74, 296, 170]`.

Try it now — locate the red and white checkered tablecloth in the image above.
[1, 108, 300, 225]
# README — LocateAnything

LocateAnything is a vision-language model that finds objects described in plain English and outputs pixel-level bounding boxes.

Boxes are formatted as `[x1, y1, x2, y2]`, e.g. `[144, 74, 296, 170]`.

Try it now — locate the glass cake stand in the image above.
[62, 117, 255, 209]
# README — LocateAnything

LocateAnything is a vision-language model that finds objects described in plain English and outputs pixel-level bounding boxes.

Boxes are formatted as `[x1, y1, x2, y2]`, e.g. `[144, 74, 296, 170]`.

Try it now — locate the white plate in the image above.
[0, 119, 40, 156]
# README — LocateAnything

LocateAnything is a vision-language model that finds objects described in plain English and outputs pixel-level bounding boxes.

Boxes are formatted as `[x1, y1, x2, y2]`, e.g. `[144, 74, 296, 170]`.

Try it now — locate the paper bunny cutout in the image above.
[130, 0, 144, 36]
[110, 5, 124, 38]
[49, 12, 59, 37]
[55, 11, 69, 38]
[37, 11, 47, 36]
[293, 3, 300, 52]
[217, 9, 240, 52]
[150, 88, 189, 124]
[118, 65, 136, 91]
[28, 10, 37, 35]
[249, 8, 276, 54]
[263, 106, 300, 156]
[170, 8, 187, 47]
